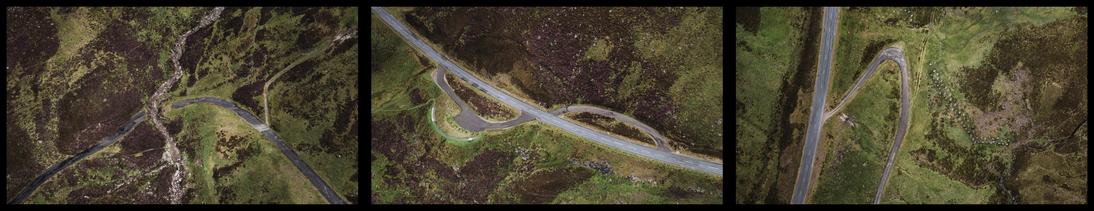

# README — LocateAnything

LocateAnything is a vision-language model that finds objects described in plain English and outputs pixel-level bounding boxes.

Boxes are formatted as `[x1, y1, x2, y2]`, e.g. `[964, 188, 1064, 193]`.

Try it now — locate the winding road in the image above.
[432, 67, 672, 151]
[831, 47, 909, 204]
[374, 7, 722, 176]
[7, 97, 348, 204]
[791, 7, 912, 204]
[4, 97, 345, 204]
[9, 8, 347, 204]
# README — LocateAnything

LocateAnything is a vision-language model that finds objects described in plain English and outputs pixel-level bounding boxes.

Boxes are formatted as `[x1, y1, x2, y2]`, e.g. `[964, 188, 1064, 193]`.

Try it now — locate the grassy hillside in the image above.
[734, 7, 809, 204]
[7, 7, 358, 204]
[810, 7, 1086, 204]
[401, 7, 724, 159]
[371, 10, 722, 204]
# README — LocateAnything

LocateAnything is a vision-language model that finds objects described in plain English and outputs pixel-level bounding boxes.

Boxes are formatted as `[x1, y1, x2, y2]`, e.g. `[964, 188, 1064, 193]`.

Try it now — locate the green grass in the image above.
[24, 173, 78, 204]
[291, 149, 356, 203]
[733, 7, 803, 203]
[372, 7, 722, 204]
[935, 10, 998, 72]
[944, 125, 973, 148]
[528, 126, 576, 169]
[581, 37, 612, 62]
[612, 61, 649, 102]
[372, 104, 724, 204]
[370, 152, 397, 203]
[552, 173, 666, 204]
[1000, 7, 1077, 27]
[168, 102, 327, 204]
[251, 8, 358, 202]
[434, 135, 484, 169]
[224, 139, 326, 204]
[169, 103, 233, 203]
[46, 7, 107, 69]
[666, 7, 723, 153]
[733, 7, 800, 137]
[815, 8, 929, 204]
[371, 13, 433, 113]
[630, 8, 724, 155]
[815, 7, 1087, 204]
[813, 147, 884, 204]
[480, 122, 723, 204]
[7, 7, 358, 204]
[881, 151, 994, 203]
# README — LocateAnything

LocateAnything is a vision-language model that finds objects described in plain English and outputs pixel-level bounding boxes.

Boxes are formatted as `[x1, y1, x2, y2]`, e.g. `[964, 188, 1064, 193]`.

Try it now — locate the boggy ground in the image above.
[24, 120, 181, 204]
[6, 7, 164, 200]
[914, 9, 1086, 204]
[6, 7, 61, 200]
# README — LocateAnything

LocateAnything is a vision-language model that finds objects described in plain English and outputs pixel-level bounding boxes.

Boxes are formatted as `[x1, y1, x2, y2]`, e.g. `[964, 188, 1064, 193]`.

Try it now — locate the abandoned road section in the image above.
[820, 47, 909, 204]
[374, 7, 722, 176]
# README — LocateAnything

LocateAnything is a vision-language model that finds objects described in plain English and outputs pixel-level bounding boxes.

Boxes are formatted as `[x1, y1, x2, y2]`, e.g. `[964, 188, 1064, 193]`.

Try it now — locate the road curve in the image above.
[557, 105, 673, 151]
[431, 67, 537, 132]
[823, 47, 908, 121]
[821, 47, 910, 204]
[791, 7, 912, 204]
[433, 68, 671, 151]
[9, 97, 349, 204]
[373, 7, 722, 176]
[171, 97, 347, 204]
[791, 6, 840, 204]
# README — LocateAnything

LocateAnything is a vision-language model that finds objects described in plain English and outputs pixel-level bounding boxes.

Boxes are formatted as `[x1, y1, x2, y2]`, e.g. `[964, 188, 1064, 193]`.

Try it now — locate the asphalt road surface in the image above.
[791, 6, 839, 204]
[820, 47, 909, 204]
[7, 111, 147, 204]
[373, 7, 722, 176]
[790, 13, 911, 203]
[172, 97, 347, 204]
[432, 68, 671, 151]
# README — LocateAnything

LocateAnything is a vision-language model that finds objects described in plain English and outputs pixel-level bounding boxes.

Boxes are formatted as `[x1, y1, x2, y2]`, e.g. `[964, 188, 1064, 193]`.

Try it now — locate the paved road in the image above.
[373, 7, 721, 176]
[823, 48, 908, 121]
[9, 98, 349, 205]
[172, 97, 347, 204]
[429, 101, 482, 141]
[820, 47, 909, 204]
[791, 6, 839, 204]
[558, 105, 672, 151]
[8, 111, 147, 204]
[9, 8, 345, 204]
[433, 68, 671, 151]
[790, 7, 912, 204]
[431, 67, 537, 132]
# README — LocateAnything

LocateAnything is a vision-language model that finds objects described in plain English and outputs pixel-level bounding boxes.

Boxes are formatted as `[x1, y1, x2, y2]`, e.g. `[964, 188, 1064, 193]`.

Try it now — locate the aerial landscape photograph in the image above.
[736, 7, 1087, 204]
[371, 7, 723, 204]
[7, 7, 358, 204]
